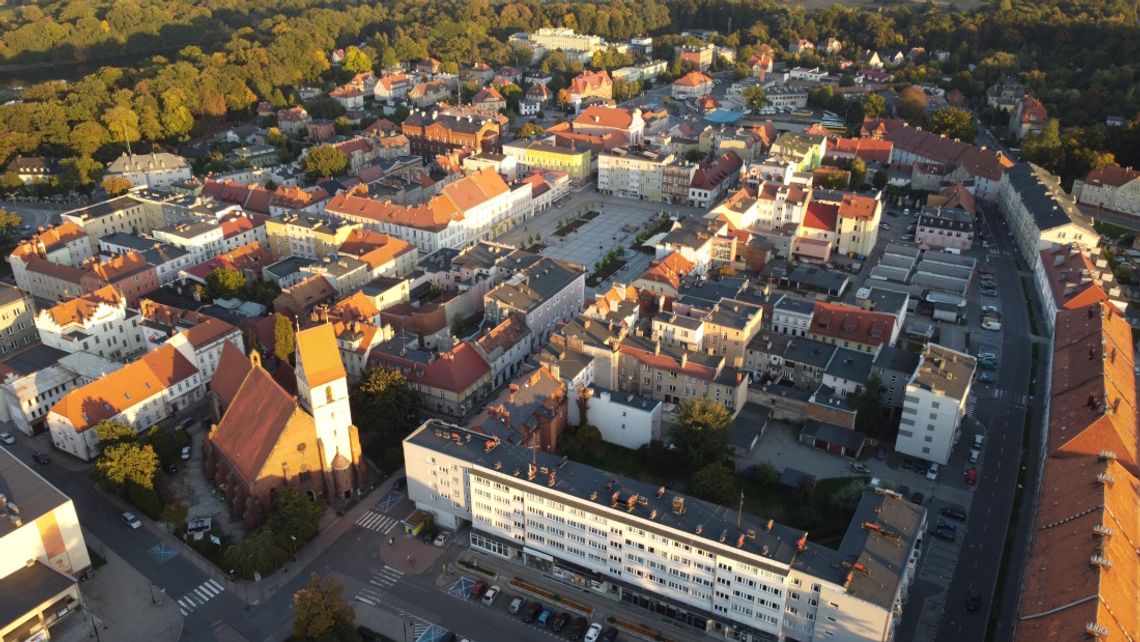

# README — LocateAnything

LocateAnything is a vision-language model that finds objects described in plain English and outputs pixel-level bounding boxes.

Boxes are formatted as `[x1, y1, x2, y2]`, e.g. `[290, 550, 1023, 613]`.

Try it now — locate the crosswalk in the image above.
[177, 579, 225, 616]
[355, 510, 400, 534]
[353, 565, 406, 606]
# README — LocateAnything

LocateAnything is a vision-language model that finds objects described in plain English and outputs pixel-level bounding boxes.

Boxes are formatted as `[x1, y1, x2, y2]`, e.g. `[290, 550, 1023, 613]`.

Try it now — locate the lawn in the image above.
[571, 441, 665, 484]
[1095, 221, 1132, 240]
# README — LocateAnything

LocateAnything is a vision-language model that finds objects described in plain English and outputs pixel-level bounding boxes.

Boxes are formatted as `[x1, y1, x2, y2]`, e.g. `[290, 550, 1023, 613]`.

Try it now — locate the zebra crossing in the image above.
[355, 510, 400, 534]
[177, 579, 225, 616]
[353, 565, 406, 605]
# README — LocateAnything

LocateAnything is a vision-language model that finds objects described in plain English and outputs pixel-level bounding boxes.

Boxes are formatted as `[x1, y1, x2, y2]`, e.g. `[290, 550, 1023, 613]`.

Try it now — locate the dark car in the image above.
[599, 627, 619, 642]
[910, 491, 925, 505]
[874, 446, 887, 461]
[965, 591, 982, 611]
[936, 519, 957, 532]
[565, 616, 588, 640]
[471, 581, 488, 599]
[550, 612, 571, 633]
[940, 507, 968, 521]
[393, 476, 407, 491]
[521, 602, 543, 623]
[898, 484, 910, 498]
[32, 453, 50, 465]
[932, 528, 956, 541]
[164, 463, 178, 474]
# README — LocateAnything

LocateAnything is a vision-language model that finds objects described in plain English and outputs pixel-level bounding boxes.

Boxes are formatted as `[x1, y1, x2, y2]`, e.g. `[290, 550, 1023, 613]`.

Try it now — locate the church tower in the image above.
[294, 323, 359, 496]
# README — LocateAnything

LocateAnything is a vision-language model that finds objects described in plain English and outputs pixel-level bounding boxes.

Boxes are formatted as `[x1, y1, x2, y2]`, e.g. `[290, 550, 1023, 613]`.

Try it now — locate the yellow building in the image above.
[503, 140, 592, 182]
[265, 213, 361, 261]
[835, 193, 882, 257]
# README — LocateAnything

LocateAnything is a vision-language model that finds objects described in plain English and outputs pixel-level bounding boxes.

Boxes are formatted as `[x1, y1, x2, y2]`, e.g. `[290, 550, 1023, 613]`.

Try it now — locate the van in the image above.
[973, 434, 985, 449]
[944, 247, 961, 255]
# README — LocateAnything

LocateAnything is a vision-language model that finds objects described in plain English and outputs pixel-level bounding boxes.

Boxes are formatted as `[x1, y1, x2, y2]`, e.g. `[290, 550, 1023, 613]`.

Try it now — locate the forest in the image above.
[0, 0, 1138, 190]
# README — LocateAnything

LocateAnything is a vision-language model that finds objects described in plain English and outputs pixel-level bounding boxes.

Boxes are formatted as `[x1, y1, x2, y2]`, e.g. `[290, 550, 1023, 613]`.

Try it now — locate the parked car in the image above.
[178, 418, 194, 430]
[850, 462, 870, 474]
[181, 446, 191, 460]
[471, 581, 488, 599]
[936, 519, 957, 532]
[978, 372, 995, 384]
[121, 512, 142, 529]
[932, 527, 956, 541]
[550, 612, 571, 633]
[434, 530, 452, 547]
[521, 602, 543, 623]
[980, 305, 999, 315]
[981, 320, 1002, 331]
[940, 507, 968, 521]
[969, 449, 981, 464]
[0, 432, 15, 445]
[978, 358, 997, 370]
[965, 591, 982, 611]
[926, 463, 940, 480]
[566, 616, 589, 641]
[879, 223, 891, 231]
[974, 434, 985, 449]
[584, 623, 605, 642]
[481, 585, 500, 606]
[32, 453, 49, 465]
[965, 468, 978, 485]
[164, 463, 178, 474]
[598, 627, 619, 642]
[536, 608, 554, 627]
[509, 597, 526, 614]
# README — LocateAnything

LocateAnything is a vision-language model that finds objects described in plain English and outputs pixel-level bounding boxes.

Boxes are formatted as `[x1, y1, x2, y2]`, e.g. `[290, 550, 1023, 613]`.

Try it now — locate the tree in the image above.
[576, 384, 590, 428]
[342, 46, 372, 74]
[898, 86, 928, 124]
[928, 107, 978, 142]
[267, 486, 325, 545]
[863, 93, 887, 119]
[748, 463, 779, 487]
[853, 374, 884, 434]
[517, 122, 546, 139]
[690, 463, 738, 506]
[69, 121, 108, 157]
[224, 526, 289, 579]
[849, 157, 867, 191]
[60, 155, 102, 189]
[872, 169, 888, 190]
[96, 442, 158, 489]
[351, 368, 423, 442]
[828, 479, 868, 513]
[102, 176, 133, 196]
[292, 575, 359, 641]
[94, 420, 138, 448]
[670, 397, 733, 469]
[1021, 118, 1064, 172]
[684, 149, 706, 163]
[205, 267, 246, 299]
[0, 209, 22, 240]
[274, 314, 295, 364]
[742, 85, 768, 112]
[301, 145, 348, 181]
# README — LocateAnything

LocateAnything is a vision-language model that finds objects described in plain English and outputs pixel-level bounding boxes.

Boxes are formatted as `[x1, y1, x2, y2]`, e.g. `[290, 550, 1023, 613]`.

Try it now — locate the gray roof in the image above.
[870, 264, 912, 283]
[864, 288, 909, 318]
[1005, 162, 1082, 231]
[155, 220, 219, 240]
[64, 195, 146, 221]
[919, 250, 976, 270]
[0, 448, 70, 538]
[408, 419, 849, 582]
[655, 312, 703, 331]
[825, 348, 874, 383]
[417, 247, 461, 273]
[774, 295, 815, 316]
[838, 490, 926, 608]
[731, 403, 772, 450]
[882, 243, 921, 260]
[873, 346, 920, 376]
[802, 420, 866, 452]
[706, 299, 761, 331]
[810, 383, 855, 412]
[660, 216, 716, 249]
[677, 278, 748, 309]
[486, 257, 585, 314]
[784, 337, 836, 370]
[0, 562, 77, 626]
[917, 206, 973, 231]
[783, 263, 850, 295]
[265, 256, 317, 279]
[0, 345, 70, 376]
[588, 385, 660, 413]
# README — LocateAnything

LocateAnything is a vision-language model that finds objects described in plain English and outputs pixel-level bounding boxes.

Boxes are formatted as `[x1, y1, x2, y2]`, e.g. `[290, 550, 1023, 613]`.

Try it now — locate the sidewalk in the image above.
[53, 530, 183, 642]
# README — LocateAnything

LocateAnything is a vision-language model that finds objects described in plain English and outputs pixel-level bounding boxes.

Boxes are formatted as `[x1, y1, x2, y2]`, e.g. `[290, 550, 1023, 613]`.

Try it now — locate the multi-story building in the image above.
[771, 296, 815, 337]
[35, 286, 143, 360]
[688, 152, 743, 209]
[672, 71, 715, 100]
[833, 192, 882, 257]
[0, 448, 93, 641]
[337, 229, 418, 279]
[770, 133, 827, 172]
[871, 346, 921, 409]
[703, 299, 764, 368]
[405, 419, 926, 642]
[895, 343, 976, 465]
[915, 206, 974, 251]
[618, 334, 748, 415]
[265, 213, 360, 261]
[165, 316, 244, 382]
[370, 337, 492, 418]
[277, 106, 312, 136]
[46, 344, 203, 460]
[567, 70, 613, 105]
[0, 352, 121, 436]
[153, 220, 225, 264]
[654, 217, 729, 277]
[571, 106, 645, 147]
[527, 28, 604, 54]
[1007, 95, 1047, 141]
[98, 232, 194, 286]
[1071, 164, 1140, 217]
[326, 169, 515, 256]
[104, 152, 192, 188]
[999, 162, 1097, 272]
[0, 284, 35, 356]
[598, 146, 675, 201]
[503, 140, 593, 183]
[8, 223, 92, 293]
[484, 257, 586, 348]
[401, 108, 502, 159]
[61, 195, 167, 250]
[677, 44, 715, 71]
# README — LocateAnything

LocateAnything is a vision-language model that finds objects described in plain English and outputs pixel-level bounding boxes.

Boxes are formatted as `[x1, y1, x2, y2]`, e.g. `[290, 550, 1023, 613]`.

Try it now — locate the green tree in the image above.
[69, 120, 108, 156]
[380, 47, 399, 69]
[748, 463, 780, 487]
[205, 267, 246, 299]
[96, 442, 158, 489]
[1021, 118, 1064, 172]
[853, 374, 884, 434]
[301, 145, 348, 181]
[928, 107, 978, 142]
[292, 575, 360, 642]
[742, 85, 768, 112]
[863, 93, 887, 118]
[898, 86, 928, 124]
[351, 368, 423, 442]
[94, 420, 138, 447]
[670, 397, 733, 469]
[828, 479, 869, 512]
[0, 173, 23, 193]
[517, 122, 546, 139]
[872, 169, 888, 190]
[59, 155, 102, 189]
[274, 313, 295, 364]
[0, 209, 23, 240]
[266, 486, 325, 545]
[224, 527, 289, 579]
[849, 157, 867, 190]
[342, 46, 372, 74]
[690, 463, 738, 506]
[102, 176, 133, 196]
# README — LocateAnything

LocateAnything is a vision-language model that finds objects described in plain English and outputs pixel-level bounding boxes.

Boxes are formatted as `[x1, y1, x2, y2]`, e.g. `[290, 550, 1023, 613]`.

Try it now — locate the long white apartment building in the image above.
[406, 420, 926, 642]
[895, 343, 976, 465]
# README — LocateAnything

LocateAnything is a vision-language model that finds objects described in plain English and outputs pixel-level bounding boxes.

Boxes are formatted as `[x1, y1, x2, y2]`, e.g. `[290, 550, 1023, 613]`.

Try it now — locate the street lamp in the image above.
[290, 535, 297, 562]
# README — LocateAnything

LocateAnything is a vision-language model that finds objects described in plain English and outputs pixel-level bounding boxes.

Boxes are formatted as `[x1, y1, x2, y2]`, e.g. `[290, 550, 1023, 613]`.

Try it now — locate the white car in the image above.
[926, 464, 940, 481]
[481, 585, 500, 606]
[981, 321, 1003, 331]
[850, 462, 870, 474]
[121, 512, 142, 529]
[0, 432, 14, 446]
[181, 446, 191, 460]
[585, 623, 604, 642]
[433, 530, 451, 547]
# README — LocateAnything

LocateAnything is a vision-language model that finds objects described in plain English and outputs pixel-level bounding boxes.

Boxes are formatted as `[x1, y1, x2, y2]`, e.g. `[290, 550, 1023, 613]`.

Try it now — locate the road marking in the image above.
[355, 511, 399, 534]
[178, 579, 225, 616]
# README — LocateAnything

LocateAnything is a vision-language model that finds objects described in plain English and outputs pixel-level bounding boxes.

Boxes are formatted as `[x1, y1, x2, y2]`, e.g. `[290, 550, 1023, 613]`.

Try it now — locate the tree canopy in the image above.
[742, 85, 768, 112]
[205, 267, 246, 300]
[301, 145, 348, 181]
[928, 107, 978, 142]
[292, 575, 360, 642]
[670, 397, 733, 469]
[274, 314, 296, 365]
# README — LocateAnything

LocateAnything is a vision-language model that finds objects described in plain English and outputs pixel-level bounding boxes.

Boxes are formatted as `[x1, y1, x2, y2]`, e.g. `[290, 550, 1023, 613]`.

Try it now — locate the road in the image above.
[1, 198, 68, 230]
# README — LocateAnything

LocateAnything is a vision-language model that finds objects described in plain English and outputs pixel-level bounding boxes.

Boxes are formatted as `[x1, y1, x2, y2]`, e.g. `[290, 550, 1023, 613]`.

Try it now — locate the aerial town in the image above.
[0, 1, 1136, 641]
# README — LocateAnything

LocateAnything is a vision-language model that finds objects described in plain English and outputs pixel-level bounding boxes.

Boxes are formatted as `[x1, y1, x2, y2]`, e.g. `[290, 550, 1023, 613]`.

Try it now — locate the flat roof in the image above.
[0, 562, 76, 626]
[0, 449, 70, 538]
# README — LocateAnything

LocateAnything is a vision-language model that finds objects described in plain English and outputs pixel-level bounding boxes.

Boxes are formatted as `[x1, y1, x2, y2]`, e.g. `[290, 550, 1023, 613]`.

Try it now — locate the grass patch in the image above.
[581, 210, 600, 221]
[457, 558, 498, 579]
[555, 218, 587, 237]
[1095, 221, 1131, 240]
[586, 258, 626, 287]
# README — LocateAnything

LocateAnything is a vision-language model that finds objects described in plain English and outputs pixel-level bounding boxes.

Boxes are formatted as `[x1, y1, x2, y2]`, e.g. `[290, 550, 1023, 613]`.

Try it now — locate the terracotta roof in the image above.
[569, 70, 612, 96]
[861, 118, 1013, 181]
[210, 341, 253, 408]
[338, 230, 415, 270]
[89, 251, 150, 282]
[673, 71, 713, 88]
[9, 222, 88, 261]
[295, 323, 345, 388]
[210, 358, 303, 485]
[635, 251, 695, 291]
[186, 241, 271, 280]
[475, 314, 531, 358]
[1083, 164, 1140, 188]
[810, 301, 895, 348]
[331, 291, 379, 322]
[50, 344, 198, 431]
[326, 168, 508, 233]
[201, 179, 274, 215]
[838, 193, 878, 220]
[1018, 95, 1048, 124]
[43, 285, 122, 326]
[690, 152, 742, 190]
[219, 213, 257, 238]
[273, 274, 337, 317]
[410, 341, 490, 393]
[619, 338, 720, 382]
[828, 137, 893, 164]
[803, 201, 839, 231]
[184, 317, 238, 349]
[473, 87, 505, 104]
[573, 105, 636, 130]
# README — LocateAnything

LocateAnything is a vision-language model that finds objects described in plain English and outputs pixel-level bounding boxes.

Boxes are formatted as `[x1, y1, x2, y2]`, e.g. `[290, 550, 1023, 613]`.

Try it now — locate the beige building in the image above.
[896, 343, 976, 465]
[1000, 163, 1097, 271]
[702, 299, 764, 369]
[0, 284, 35, 356]
[61, 195, 166, 252]
[0, 449, 92, 642]
[265, 213, 361, 261]
[1072, 164, 1140, 217]
[834, 193, 882, 257]
[598, 146, 675, 201]
[617, 334, 749, 416]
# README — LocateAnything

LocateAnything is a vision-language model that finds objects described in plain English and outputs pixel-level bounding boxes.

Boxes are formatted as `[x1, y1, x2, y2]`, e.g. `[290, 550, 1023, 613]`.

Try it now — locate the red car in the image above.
[472, 580, 489, 599]
[964, 468, 977, 485]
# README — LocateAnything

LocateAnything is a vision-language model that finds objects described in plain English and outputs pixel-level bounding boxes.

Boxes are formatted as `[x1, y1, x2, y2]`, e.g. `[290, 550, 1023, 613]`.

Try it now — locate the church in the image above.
[205, 323, 366, 526]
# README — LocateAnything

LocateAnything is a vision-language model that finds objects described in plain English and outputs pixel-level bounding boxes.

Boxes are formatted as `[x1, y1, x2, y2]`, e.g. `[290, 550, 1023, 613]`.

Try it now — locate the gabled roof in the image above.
[42, 285, 122, 327]
[1083, 164, 1140, 188]
[210, 341, 253, 408]
[326, 168, 508, 233]
[407, 341, 490, 393]
[184, 317, 238, 349]
[803, 201, 839, 232]
[690, 152, 742, 190]
[295, 323, 345, 388]
[573, 106, 637, 130]
[568, 70, 612, 96]
[838, 193, 878, 220]
[861, 118, 1013, 181]
[673, 71, 713, 88]
[635, 251, 695, 291]
[810, 301, 895, 348]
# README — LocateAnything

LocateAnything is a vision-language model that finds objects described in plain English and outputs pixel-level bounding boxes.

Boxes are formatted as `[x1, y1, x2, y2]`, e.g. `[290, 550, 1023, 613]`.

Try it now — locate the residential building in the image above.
[4, 156, 58, 185]
[986, 79, 1025, 111]
[567, 70, 613, 105]
[915, 206, 974, 251]
[598, 146, 675, 201]
[404, 419, 926, 642]
[370, 337, 491, 417]
[1008, 95, 1047, 141]
[1071, 164, 1140, 217]
[872, 346, 921, 409]
[1034, 243, 1121, 335]
[671, 71, 714, 100]
[571, 106, 646, 147]
[527, 28, 604, 55]
[337, 229, 418, 279]
[582, 385, 663, 449]
[770, 132, 827, 172]
[654, 217, 728, 277]
[401, 108, 502, 159]
[104, 152, 192, 188]
[0, 284, 35, 356]
[703, 299, 764, 368]
[632, 251, 696, 298]
[46, 344, 203, 460]
[472, 87, 507, 115]
[502, 140, 592, 183]
[165, 316, 244, 382]
[999, 163, 1097, 271]
[153, 221, 225, 264]
[0, 448, 92, 642]
[833, 192, 882, 257]
[277, 106, 312, 136]
[35, 286, 143, 360]
[207, 329, 365, 527]
[471, 365, 568, 453]
[689, 152, 743, 208]
[98, 232, 194, 286]
[771, 296, 815, 337]
[808, 301, 897, 354]
[473, 314, 533, 389]
[764, 86, 809, 109]
[8, 223, 93, 293]
[265, 213, 360, 261]
[484, 257, 587, 347]
[330, 84, 364, 110]
[895, 343, 976, 465]
[0, 352, 121, 436]
[618, 335, 748, 415]
[373, 74, 413, 102]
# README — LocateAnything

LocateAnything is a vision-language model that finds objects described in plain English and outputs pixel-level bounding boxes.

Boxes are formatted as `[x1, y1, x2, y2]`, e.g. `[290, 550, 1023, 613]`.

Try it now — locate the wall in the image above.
[587, 391, 662, 449]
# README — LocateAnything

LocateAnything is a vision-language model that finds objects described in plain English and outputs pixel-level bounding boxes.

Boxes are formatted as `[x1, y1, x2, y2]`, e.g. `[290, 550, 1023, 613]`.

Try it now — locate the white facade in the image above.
[105, 152, 192, 188]
[153, 222, 226, 264]
[0, 352, 121, 436]
[598, 149, 675, 202]
[895, 344, 975, 465]
[771, 298, 814, 337]
[999, 164, 1097, 272]
[586, 387, 662, 449]
[35, 294, 144, 361]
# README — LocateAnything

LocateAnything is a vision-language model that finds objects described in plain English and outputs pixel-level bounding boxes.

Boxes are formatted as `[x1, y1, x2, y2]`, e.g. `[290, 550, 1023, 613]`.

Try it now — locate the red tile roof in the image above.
[861, 118, 1014, 181]
[803, 201, 839, 231]
[691, 152, 743, 190]
[635, 252, 695, 292]
[210, 341, 253, 408]
[295, 323, 345, 388]
[184, 317, 238, 349]
[43, 285, 122, 326]
[569, 70, 612, 96]
[810, 301, 895, 348]
[573, 106, 637, 130]
[674, 71, 712, 88]
[838, 193, 878, 220]
[325, 168, 508, 232]
[1083, 164, 1140, 188]
[410, 341, 490, 393]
